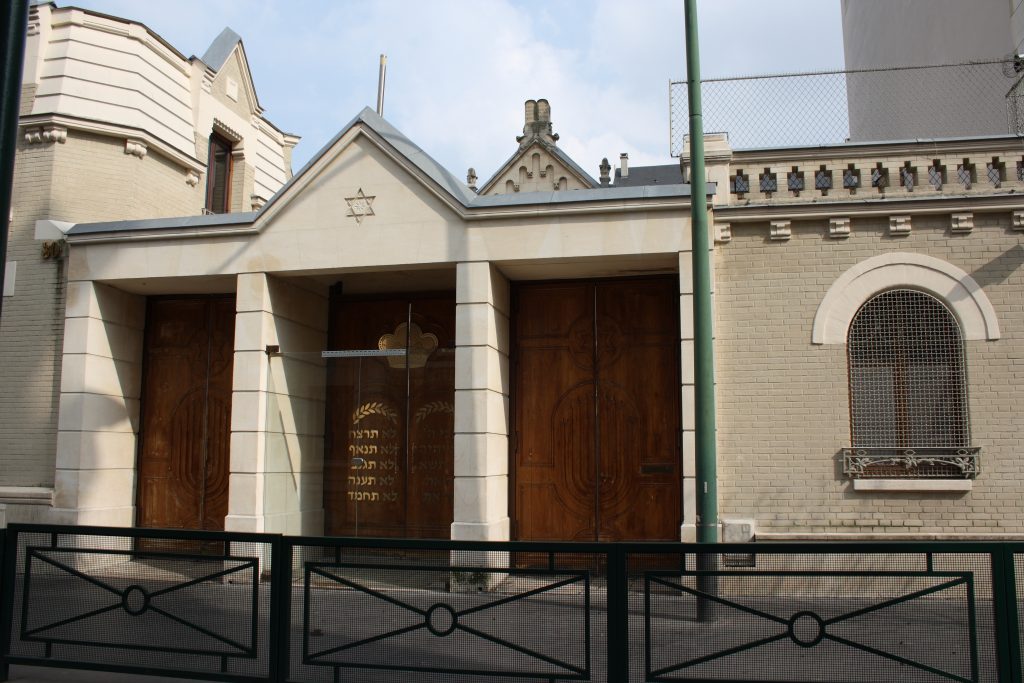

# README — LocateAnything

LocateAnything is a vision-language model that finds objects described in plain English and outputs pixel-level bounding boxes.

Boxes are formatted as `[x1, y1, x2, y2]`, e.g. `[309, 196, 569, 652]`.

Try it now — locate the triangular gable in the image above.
[254, 108, 477, 230]
[199, 27, 262, 115]
[479, 140, 598, 195]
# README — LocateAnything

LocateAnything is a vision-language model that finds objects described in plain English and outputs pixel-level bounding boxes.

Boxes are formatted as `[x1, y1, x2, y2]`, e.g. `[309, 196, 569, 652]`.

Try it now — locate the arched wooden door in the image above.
[136, 296, 235, 531]
[512, 278, 680, 542]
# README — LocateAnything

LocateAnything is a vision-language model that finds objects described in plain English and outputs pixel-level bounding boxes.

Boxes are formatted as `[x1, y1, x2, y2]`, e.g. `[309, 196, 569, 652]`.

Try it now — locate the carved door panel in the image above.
[324, 294, 455, 538]
[513, 282, 598, 541]
[513, 278, 680, 542]
[136, 296, 234, 532]
[594, 279, 680, 542]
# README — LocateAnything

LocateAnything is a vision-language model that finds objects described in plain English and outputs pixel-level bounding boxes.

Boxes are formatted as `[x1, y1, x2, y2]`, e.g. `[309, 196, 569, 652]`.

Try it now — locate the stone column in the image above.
[53, 281, 145, 526]
[225, 272, 271, 533]
[226, 272, 328, 536]
[452, 262, 510, 542]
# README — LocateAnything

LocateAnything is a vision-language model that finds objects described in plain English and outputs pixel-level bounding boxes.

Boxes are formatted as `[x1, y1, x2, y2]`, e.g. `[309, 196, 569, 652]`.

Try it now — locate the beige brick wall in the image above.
[715, 211, 1024, 535]
[1, 138, 61, 486]
[0, 131, 202, 488]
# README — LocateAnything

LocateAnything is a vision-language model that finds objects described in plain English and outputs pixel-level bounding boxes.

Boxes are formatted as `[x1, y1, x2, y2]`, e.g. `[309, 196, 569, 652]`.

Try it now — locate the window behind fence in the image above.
[847, 288, 969, 449]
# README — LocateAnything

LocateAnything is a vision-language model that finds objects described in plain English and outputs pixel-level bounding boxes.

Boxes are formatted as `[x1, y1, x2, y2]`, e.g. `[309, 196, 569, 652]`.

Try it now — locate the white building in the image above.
[0, 1, 298, 523]
[842, 0, 1024, 140]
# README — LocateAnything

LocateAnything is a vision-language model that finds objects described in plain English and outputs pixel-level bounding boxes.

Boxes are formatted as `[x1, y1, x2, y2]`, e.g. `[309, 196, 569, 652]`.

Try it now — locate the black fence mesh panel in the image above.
[285, 542, 602, 682]
[630, 549, 996, 683]
[1, 529, 1020, 682]
[6, 528, 275, 681]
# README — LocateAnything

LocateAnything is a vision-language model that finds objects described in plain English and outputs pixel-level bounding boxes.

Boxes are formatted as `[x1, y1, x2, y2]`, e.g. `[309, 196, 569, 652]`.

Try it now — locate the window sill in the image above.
[852, 479, 972, 492]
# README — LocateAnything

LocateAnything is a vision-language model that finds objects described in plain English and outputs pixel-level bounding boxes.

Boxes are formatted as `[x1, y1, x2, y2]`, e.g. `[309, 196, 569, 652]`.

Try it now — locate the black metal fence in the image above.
[0, 524, 1023, 682]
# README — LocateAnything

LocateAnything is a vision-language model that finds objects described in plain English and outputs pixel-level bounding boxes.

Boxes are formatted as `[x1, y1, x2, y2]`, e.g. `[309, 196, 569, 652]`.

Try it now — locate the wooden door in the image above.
[324, 294, 455, 538]
[136, 296, 235, 531]
[513, 278, 680, 542]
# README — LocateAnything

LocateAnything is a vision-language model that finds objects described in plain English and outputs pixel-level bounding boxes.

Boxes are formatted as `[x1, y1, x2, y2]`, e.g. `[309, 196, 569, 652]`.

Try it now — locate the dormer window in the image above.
[205, 132, 233, 214]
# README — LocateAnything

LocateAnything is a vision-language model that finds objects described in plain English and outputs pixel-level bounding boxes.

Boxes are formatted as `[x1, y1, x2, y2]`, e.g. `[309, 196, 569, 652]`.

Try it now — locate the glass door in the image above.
[323, 295, 455, 538]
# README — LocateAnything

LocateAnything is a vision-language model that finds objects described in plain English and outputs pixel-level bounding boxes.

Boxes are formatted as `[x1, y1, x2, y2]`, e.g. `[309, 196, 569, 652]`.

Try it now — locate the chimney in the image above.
[599, 158, 611, 185]
[524, 100, 537, 124]
[536, 99, 551, 123]
[518, 98, 559, 148]
[619, 153, 629, 179]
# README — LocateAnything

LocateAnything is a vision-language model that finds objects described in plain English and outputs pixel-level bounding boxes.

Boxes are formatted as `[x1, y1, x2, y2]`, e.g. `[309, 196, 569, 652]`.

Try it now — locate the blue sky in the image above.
[71, 0, 844, 179]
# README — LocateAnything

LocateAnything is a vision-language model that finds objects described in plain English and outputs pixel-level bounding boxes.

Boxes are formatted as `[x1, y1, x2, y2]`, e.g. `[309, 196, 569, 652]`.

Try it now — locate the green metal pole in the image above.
[684, 0, 718, 544]
[0, 0, 29, 325]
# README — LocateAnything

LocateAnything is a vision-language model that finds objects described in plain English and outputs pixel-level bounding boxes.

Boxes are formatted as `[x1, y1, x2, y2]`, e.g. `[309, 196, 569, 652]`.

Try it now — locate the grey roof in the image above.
[201, 27, 243, 72]
[68, 108, 693, 238]
[613, 164, 683, 187]
[69, 211, 257, 236]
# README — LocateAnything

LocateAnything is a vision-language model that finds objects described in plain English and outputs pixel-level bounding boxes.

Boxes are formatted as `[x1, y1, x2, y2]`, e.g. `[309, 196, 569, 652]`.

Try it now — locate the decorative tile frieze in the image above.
[950, 213, 973, 234]
[124, 139, 147, 158]
[1012, 210, 1024, 231]
[888, 215, 911, 236]
[715, 222, 732, 244]
[828, 217, 851, 239]
[769, 220, 791, 241]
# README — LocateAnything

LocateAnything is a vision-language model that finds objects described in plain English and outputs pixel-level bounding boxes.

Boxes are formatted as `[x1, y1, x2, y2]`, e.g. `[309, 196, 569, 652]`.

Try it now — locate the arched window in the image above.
[846, 289, 977, 478]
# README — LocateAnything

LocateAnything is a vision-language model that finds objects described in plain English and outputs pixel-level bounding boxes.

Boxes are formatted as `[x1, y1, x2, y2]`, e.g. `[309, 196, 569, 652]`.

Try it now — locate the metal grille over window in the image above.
[845, 289, 978, 478]
[814, 168, 832, 191]
[870, 166, 887, 188]
[986, 160, 1003, 187]
[787, 169, 804, 192]
[759, 171, 777, 193]
[842, 167, 859, 189]
[731, 171, 749, 194]
[956, 162, 973, 189]
[900, 166, 915, 190]
[928, 162, 944, 190]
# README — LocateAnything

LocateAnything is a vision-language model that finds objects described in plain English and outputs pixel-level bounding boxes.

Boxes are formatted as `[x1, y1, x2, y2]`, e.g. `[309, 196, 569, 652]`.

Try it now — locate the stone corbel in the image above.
[124, 139, 148, 159]
[950, 213, 973, 234]
[829, 217, 851, 239]
[715, 222, 732, 244]
[250, 194, 267, 211]
[24, 126, 67, 144]
[185, 170, 201, 187]
[43, 126, 68, 143]
[1013, 210, 1024, 231]
[769, 220, 791, 241]
[888, 215, 911, 236]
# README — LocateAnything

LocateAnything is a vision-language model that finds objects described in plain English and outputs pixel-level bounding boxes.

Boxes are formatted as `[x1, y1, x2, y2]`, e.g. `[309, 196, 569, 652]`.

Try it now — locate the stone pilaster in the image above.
[452, 262, 511, 542]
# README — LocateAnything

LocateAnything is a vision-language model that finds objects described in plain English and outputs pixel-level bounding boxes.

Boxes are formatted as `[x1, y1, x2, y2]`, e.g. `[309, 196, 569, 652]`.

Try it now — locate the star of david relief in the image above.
[345, 188, 376, 224]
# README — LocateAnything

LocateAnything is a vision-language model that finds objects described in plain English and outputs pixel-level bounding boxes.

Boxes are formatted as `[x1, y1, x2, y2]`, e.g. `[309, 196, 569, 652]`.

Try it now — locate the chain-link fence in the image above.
[670, 59, 1023, 155]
